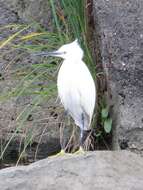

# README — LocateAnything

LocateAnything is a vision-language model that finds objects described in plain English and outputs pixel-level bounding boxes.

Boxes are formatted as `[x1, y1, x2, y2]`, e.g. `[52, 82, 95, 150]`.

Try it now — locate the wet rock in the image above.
[93, 0, 143, 153]
[0, 151, 143, 190]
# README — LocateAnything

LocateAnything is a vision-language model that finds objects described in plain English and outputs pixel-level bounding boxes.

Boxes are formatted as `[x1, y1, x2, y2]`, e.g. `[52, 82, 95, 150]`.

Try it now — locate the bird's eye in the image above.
[63, 51, 66, 54]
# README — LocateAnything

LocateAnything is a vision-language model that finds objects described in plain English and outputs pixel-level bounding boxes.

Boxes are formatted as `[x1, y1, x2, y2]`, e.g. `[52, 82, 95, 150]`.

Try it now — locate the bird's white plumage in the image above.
[57, 40, 96, 130]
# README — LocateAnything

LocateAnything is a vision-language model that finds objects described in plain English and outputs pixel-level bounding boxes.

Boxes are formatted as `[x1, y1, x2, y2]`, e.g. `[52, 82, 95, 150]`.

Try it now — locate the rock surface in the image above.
[0, 0, 55, 29]
[0, 151, 143, 190]
[93, 0, 143, 153]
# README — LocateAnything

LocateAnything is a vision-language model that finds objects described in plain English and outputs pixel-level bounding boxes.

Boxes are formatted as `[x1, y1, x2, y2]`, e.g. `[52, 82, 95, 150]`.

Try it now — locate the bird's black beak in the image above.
[33, 50, 64, 57]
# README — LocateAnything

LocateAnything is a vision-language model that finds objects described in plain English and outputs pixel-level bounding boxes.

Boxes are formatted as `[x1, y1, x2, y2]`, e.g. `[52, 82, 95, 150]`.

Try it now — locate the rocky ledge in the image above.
[0, 151, 143, 190]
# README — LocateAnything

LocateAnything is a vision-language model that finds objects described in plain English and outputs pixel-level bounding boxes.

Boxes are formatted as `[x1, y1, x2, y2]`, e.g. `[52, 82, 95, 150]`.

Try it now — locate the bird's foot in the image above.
[49, 149, 71, 158]
[49, 149, 65, 158]
[74, 146, 85, 155]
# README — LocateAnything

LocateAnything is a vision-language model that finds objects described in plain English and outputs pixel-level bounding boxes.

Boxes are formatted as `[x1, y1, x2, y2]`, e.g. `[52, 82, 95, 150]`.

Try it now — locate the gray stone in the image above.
[0, 0, 55, 29]
[93, 0, 143, 153]
[0, 1, 19, 25]
[0, 151, 143, 190]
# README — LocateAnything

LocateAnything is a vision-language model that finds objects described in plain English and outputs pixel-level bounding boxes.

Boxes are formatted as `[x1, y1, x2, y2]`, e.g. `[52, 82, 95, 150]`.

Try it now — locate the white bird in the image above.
[35, 39, 96, 153]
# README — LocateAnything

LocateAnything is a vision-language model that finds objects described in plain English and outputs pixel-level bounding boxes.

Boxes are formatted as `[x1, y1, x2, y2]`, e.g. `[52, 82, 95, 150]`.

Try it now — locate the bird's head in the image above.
[56, 39, 84, 60]
[34, 39, 84, 60]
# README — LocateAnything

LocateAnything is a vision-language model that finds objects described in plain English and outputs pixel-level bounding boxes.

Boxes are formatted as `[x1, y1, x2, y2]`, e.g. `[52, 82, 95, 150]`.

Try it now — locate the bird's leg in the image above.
[79, 125, 83, 146]
[60, 110, 69, 152]
[64, 110, 68, 116]
[74, 113, 85, 154]
[78, 128, 85, 153]
[49, 110, 72, 157]
[59, 122, 65, 152]
[48, 138, 68, 157]
[48, 114, 66, 157]
[80, 113, 85, 150]
[56, 119, 67, 156]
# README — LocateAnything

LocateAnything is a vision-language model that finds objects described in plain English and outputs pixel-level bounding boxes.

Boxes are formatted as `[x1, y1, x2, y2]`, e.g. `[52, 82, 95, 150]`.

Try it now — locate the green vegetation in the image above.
[101, 106, 112, 134]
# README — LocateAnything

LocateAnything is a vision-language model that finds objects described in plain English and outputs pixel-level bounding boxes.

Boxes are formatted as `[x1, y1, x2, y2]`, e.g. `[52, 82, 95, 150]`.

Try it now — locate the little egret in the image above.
[35, 39, 96, 153]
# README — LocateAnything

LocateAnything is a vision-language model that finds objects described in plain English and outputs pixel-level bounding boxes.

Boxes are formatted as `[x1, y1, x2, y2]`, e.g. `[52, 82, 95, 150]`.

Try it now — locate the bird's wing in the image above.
[76, 61, 96, 128]
[57, 60, 96, 130]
